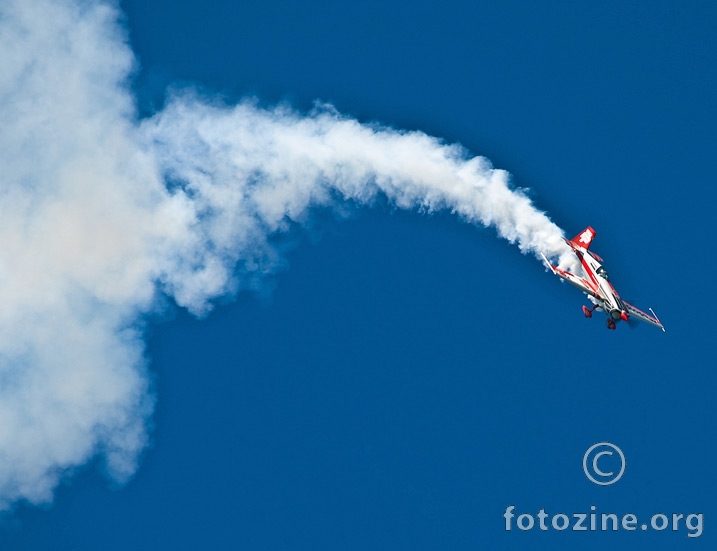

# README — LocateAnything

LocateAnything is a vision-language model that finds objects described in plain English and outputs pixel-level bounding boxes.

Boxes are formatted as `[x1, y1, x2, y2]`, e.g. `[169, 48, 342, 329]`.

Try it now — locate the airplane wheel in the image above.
[607, 319, 616, 330]
[582, 305, 593, 318]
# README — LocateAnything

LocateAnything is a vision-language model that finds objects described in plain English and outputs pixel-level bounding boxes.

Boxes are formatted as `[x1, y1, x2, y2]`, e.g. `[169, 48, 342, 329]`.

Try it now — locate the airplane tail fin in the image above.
[569, 226, 596, 250]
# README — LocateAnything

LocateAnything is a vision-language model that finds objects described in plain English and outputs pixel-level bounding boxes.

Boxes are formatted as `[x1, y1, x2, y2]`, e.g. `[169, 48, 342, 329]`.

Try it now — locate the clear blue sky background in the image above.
[3, 1, 716, 549]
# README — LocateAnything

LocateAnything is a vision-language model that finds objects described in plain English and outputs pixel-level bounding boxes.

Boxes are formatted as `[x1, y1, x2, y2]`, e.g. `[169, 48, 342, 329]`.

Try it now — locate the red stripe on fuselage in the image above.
[607, 281, 620, 298]
[577, 251, 600, 288]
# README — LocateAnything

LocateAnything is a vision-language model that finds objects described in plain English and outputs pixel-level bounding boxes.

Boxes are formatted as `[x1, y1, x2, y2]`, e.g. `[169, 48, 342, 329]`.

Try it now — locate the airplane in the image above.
[540, 226, 665, 331]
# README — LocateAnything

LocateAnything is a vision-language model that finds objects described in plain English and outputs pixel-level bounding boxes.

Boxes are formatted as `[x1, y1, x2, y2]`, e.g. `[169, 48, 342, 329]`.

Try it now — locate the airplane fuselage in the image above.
[574, 249, 626, 320]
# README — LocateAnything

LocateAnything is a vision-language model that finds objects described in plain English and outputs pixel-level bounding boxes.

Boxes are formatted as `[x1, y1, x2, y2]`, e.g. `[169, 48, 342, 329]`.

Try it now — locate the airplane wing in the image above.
[622, 301, 665, 332]
[540, 253, 599, 297]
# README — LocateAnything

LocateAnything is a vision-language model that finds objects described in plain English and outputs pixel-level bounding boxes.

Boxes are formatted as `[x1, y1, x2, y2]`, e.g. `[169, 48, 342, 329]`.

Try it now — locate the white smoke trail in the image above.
[0, 0, 575, 509]
[142, 96, 577, 316]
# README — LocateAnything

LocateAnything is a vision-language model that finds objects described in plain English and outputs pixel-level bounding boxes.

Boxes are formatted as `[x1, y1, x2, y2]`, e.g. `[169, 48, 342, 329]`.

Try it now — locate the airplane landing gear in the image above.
[607, 318, 616, 330]
[582, 305, 598, 318]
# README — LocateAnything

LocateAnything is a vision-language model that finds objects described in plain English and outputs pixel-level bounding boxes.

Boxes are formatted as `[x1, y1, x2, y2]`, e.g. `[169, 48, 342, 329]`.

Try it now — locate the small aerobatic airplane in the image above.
[541, 226, 665, 331]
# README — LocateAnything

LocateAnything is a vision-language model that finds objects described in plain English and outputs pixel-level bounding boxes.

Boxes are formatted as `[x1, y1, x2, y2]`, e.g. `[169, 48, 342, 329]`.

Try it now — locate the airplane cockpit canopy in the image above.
[596, 266, 609, 281]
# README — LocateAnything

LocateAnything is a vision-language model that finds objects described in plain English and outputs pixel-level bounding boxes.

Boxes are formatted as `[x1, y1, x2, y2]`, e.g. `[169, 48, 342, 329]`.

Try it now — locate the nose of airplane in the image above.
[620, 311, 629, 322]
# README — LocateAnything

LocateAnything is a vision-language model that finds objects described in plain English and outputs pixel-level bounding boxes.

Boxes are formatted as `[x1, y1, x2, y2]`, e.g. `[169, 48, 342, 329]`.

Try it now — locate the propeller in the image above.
[622, 301, 640, 329]
[625, 316, 640, 329]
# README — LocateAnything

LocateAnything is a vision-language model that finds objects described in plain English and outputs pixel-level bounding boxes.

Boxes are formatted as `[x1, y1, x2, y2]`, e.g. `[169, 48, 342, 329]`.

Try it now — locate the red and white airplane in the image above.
[541, 226, 665, 331]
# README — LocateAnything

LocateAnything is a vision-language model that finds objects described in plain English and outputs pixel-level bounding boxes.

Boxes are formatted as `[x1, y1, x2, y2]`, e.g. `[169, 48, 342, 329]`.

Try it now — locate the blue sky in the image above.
[2, 0, 716, 549]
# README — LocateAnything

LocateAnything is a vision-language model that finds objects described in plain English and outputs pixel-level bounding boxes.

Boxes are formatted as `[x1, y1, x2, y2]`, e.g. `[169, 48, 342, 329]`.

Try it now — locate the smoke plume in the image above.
[0, 0, 574, 508]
